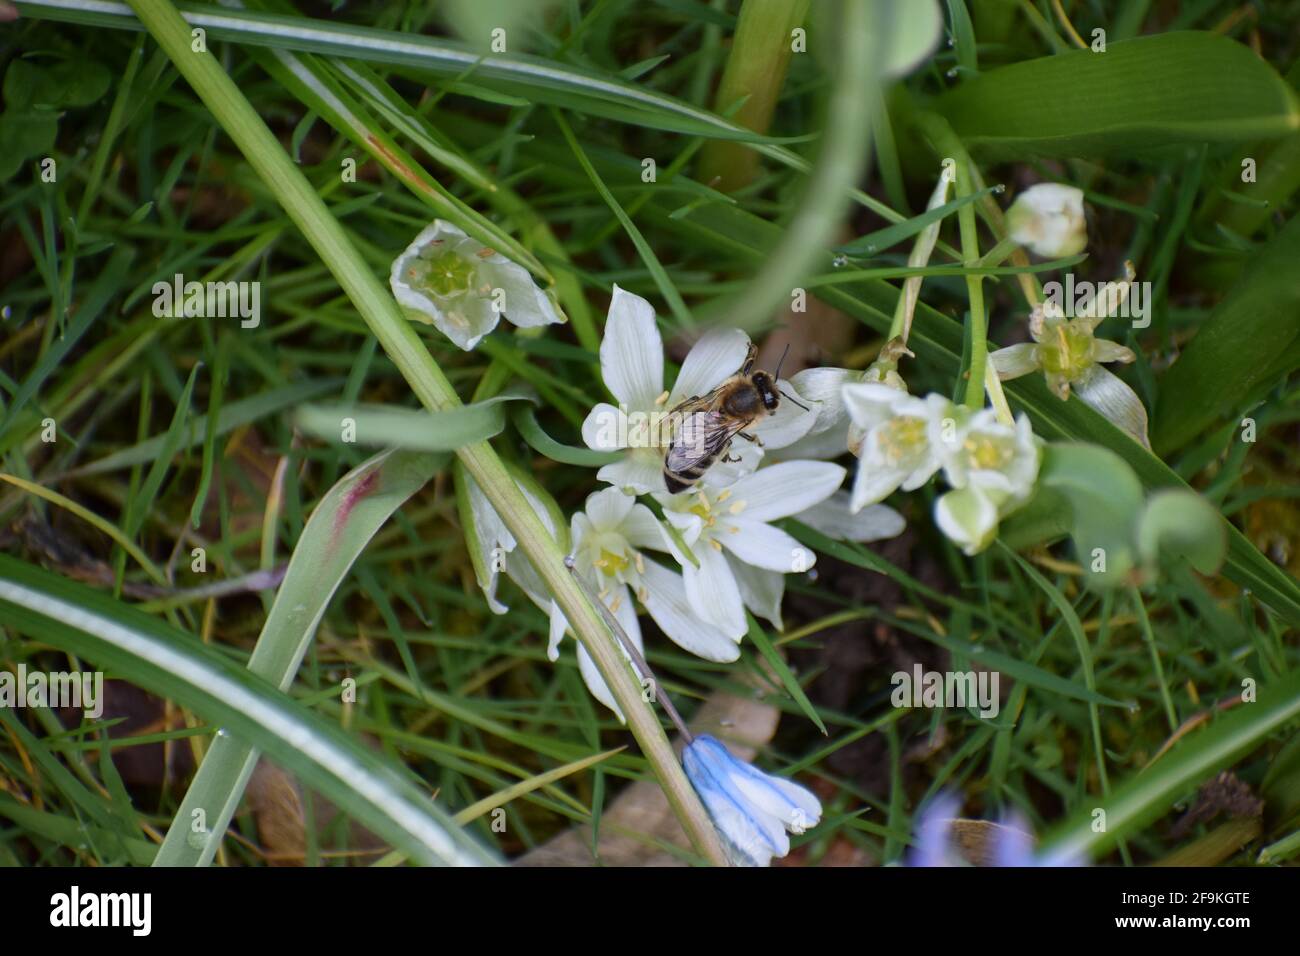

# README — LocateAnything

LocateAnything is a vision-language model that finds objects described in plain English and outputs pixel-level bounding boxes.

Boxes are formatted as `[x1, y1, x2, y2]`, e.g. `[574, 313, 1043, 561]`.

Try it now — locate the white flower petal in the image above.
[789, 367, 855, 436]
[1006, 183, 1087, 259]
[547, 601, 567, 661]
[989, 342, 1039, 380]
[581, 402, 628, 452]
[640, 559, 741, 662]
[850, 461, 909, 512]
[721, 519, 812, 573]
[601, 284, 664, 407]
[768, 419, 851, 462]
[1073, 367, 1151, 449]
[753, 380, 817, 449]
[797, 491, 906, 542]
[478, 257, 564, 329]
[595, 451, 664, 495]
[584, 485, 636, 531]
[670, 328, 751, 404]
[575, 584, 644, 720]
[726, 460, 846, 522]
[699, 438, 764, 489]
[934, 486, 1000, 555]
[621, 504, 674, 555]
[682, 543, 747, 638]
[841, 381, 910, 430]
[727, 554, 786, 630]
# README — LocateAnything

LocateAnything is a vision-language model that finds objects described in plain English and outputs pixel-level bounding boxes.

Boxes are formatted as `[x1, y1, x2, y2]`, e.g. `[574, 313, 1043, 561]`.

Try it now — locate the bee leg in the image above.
[722, 452, 742, 463]
[737, 431, 764, 447]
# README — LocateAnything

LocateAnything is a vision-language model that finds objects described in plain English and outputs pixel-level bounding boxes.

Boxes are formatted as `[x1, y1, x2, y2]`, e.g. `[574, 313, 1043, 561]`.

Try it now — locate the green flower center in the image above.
[878, 416, 928, 465]
[407, 248, 477, 299]
[963, 433, 1014, 471]
[1038, 322, 1094, 381]
[594, 547, 630, 578]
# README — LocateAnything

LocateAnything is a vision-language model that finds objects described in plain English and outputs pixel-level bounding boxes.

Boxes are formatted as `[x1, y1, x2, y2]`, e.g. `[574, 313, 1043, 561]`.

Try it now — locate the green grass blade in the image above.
[1040, 667, 1300, 861]
[938, 32, 1300, 158]
[0, 553, 497, 865]
[154, 448, 447, 865]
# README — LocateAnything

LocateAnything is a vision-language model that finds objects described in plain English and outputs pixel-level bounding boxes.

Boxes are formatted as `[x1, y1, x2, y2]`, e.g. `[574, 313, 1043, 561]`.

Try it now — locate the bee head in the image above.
[751, 371, 781, 411]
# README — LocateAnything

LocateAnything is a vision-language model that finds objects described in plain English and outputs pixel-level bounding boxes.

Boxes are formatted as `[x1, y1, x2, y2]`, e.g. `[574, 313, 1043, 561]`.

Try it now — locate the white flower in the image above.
[658, 461, 845, 637]
[939, 409, 1040, 503]
[775, 339, 915, 464]
[933, 410, 1041, 556]
[390, 220, 562, 350]
[795, 491, 906, 544]
[683, 733, 822, 868]
[581, 286, 815, 494]
[842, 383, 953, 512]
[555, 487, 737, 718]
[990, 292, 1136, 402]
[1005, 183, 1087, 259]
[459, 464, 566, 616]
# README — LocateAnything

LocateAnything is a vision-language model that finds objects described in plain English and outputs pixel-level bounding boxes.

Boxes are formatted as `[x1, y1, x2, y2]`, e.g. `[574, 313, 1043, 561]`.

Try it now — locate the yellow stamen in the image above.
[728, 500, 747, 515]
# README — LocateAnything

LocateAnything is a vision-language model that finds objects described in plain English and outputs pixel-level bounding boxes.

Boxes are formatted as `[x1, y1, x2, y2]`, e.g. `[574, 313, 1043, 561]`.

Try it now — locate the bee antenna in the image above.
[773, 343, 792, 380]
[780, 386, 810, 412]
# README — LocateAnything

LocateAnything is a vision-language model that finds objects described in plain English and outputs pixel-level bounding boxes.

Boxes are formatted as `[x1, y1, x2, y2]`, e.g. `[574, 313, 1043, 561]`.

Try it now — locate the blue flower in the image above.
[682, 734, 822, 867]
[908, 792, 1084, 867]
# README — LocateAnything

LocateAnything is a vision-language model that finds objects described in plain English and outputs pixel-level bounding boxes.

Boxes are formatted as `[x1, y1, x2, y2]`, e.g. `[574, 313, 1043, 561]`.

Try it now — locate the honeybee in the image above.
[662, 343, 807, 493]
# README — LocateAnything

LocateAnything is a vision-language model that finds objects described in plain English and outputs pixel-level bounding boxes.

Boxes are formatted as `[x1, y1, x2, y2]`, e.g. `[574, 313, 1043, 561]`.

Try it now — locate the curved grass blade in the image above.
[1040, 667, 1300, 861]
[153, 448, 449, 865]
[0, 552, 496, 866]
[511, 404, 619, 468]
[16, 0, 786, 141]
[62, 378, 341, 478]
[294, 394, 530, 451]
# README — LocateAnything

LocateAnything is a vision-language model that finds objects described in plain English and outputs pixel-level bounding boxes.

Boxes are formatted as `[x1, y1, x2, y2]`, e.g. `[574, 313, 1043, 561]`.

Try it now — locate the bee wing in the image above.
[665, 408, 748, 475]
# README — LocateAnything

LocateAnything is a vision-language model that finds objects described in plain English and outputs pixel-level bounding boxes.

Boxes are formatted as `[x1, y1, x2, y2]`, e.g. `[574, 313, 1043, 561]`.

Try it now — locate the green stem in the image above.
[125, 0, 729, 866]
[696, 0, 811, 192]
[915, 112, 1014, 424]
[718, 0, 882, 335]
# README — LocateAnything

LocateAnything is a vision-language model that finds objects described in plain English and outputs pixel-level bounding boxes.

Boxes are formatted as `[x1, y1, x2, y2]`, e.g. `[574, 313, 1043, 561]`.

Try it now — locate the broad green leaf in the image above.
[1037, 443, 1145, 589]
[938, 32, 1300, 158]
[295, 395, 529, 450]
[3, 57, 111, 107]
[154, 448, 448, 865]
[1137, 490, 1227, 576]
[1041, 668, 1300, 861]
[0, 553, 496, 866]
[1152, 213, 1300, 454]
[0, 110, 57, 182]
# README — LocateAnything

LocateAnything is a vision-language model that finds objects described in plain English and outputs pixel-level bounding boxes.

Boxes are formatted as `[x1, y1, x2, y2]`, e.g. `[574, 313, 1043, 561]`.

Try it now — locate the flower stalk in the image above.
[915, 112, 1014, 425]
[126, 0, 729, 866]
[697, 0, 812, 192]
